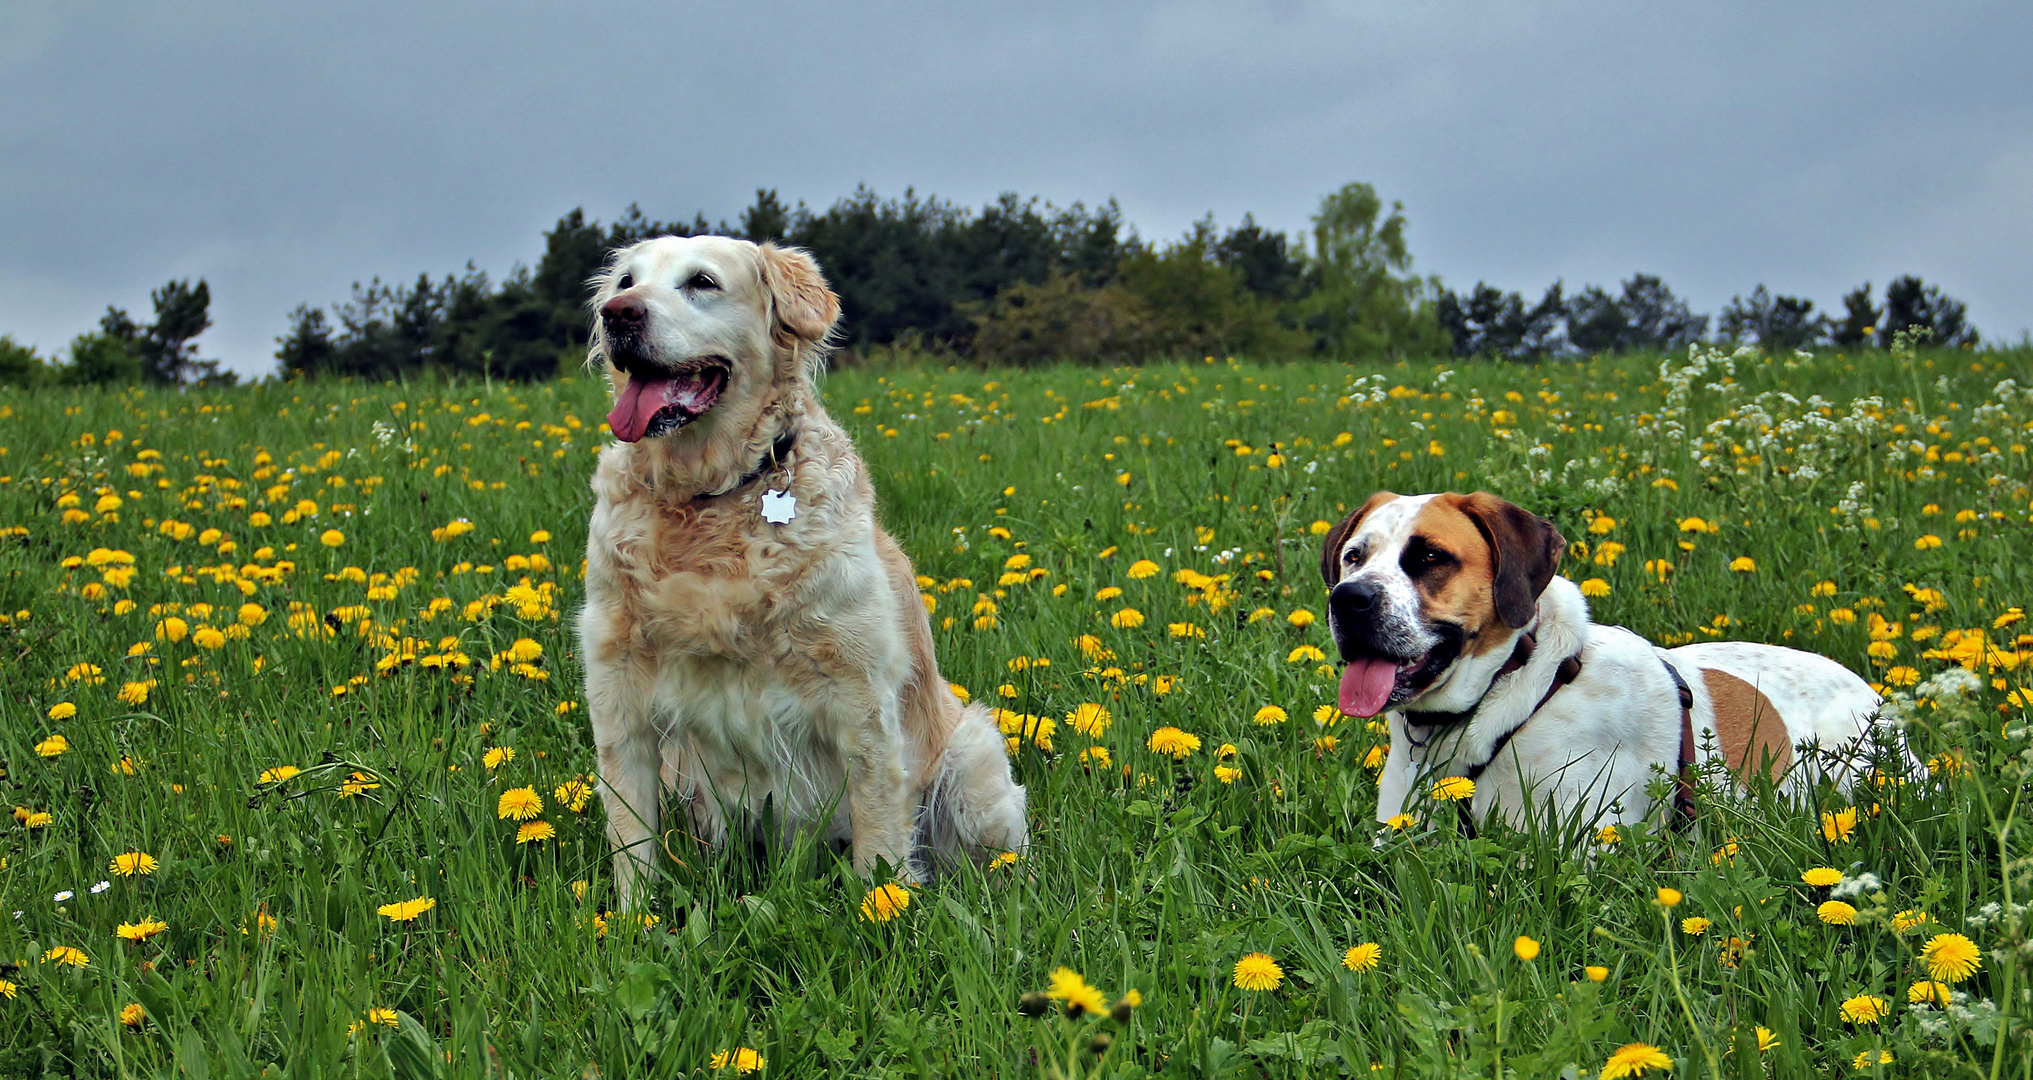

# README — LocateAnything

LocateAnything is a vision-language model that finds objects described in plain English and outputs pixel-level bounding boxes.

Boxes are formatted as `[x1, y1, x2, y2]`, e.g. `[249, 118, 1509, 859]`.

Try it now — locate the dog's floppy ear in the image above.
[1452, 492, 1565, 628]
[758, 244, 840, 345]
[1319, 490, 1398, 586]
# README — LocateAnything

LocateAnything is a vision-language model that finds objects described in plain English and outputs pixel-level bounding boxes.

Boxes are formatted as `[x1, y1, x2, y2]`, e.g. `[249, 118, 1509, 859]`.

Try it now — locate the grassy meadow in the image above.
[2, 343, 2031, 1078]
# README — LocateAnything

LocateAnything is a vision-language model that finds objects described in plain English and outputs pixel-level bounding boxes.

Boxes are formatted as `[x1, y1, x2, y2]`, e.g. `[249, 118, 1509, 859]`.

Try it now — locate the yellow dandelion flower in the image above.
[1110, 607, 1145, 629]
[1681, 916, 1711, 936]
[708, 1048, 766, 1073]
[1384, 813, 1414, 831]
[860, 882, 911, 923]
[1066, 703, 1112, 736]
[1909, 979, 1952, 1006]
[1921, 932, 1982, 982]
[1343, 943, 1381, 972]
[496, 786, 543, 820]
[1818, 900, 1858, 925]
[47, 702, 76, 720]
[988, 851, 1019, 871]
[1579, 578, 1611, 598]
[1286, 644, 1325, 663]
[1730, 556, 1756, 572]
[1127, 559, 1160, 579]
[1252, 705, 1288, 726]
[320, 529, 345, 547]
[1851, 1049, 1892, 1071]
[259, 765, 301, 784]
[35, 733, 69, 757]
[119, 1002, 146, 1028]
[1513, 936, 1541, 961]
[367, 1007, 400, 1027]
[1430, 776, 1476, 802]
[482, 746, 515, 770]
[1600, 1042, 1672, 1079]
[110, 851, 158, 876]
[1147, 727, 1201, 759]
[1657, 887, 1684, 907]
[1080, 745, 1112, 768]
[1232, 952, 1283, 991]
[377, 896, 436, 922]
[1802, 867, 1843, 887]
[1585, 965, 1609, 982]
[554, 777, 594, 812]
[515, 820, 555, 844]
[1839, 994, 1888, 1024]
[1046, 967, 1107, 1015]
[116, 917, 168, 942]
[1820, 806, 1858, 843]
[43, 945, 89, 968]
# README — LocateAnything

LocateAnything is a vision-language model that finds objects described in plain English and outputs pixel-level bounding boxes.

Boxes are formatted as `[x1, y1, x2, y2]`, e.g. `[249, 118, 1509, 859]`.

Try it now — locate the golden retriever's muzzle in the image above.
[600, 295, 731, 443]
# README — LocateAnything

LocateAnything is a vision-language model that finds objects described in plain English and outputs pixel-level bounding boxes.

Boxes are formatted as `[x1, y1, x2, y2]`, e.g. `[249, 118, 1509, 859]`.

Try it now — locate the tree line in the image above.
[0, 183, 1984, 386]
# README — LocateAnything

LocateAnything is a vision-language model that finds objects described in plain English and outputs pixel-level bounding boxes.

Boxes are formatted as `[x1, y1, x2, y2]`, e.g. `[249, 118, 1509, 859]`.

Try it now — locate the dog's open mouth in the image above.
[607, 359, 730, 443]
[1336, 636, 1460, 718]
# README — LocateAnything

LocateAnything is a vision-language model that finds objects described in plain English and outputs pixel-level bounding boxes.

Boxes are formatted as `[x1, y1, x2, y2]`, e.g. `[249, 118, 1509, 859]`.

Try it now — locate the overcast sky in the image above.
[3, 1, 2027, 376]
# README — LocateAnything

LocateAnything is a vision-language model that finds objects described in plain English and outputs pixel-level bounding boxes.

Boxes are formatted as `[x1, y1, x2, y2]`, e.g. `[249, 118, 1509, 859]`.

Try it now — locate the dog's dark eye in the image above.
[685, 273, 719, 291]
[1401, 538, 1453, 575]
[616, 273, 633, 290]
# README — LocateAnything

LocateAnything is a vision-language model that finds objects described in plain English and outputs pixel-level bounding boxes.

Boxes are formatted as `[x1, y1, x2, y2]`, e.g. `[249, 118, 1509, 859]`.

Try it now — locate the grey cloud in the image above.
[2, 1, 2027, 376]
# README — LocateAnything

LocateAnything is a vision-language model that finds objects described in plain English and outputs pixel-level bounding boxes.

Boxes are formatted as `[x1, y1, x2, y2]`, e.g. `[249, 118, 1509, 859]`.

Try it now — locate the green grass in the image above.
[2, 344, 2031, 1078]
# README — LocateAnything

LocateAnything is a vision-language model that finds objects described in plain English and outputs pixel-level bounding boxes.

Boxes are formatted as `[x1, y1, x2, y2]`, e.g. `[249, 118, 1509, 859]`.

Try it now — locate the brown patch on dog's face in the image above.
[1700, 668, 1794, 782]
[1445, 492, 1565, 630]
[1405, 497, 1506, 656]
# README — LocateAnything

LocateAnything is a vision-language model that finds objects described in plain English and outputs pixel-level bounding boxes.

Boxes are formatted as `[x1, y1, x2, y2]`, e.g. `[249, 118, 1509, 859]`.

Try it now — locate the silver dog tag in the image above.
[761, 489, 797, 524]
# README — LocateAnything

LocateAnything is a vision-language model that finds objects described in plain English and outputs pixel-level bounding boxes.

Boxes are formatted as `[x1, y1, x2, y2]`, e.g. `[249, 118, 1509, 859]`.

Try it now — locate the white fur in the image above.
[1349, 495, 1911, 832]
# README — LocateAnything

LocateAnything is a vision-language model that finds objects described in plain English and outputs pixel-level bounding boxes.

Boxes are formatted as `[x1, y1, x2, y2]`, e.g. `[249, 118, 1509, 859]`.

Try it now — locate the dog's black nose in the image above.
[601, 295, 646, 328]
[1333, 577, 1380, 612]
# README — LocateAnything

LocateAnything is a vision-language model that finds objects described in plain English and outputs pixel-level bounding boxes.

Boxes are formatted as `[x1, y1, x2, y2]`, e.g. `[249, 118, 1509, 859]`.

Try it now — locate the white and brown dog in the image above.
[1320, 490, 1909, 832]
[578, 235, 1026, 907]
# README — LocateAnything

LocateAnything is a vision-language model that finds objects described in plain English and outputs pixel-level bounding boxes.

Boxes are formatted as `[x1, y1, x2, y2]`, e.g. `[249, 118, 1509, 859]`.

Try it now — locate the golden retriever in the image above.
[578, 235, 1026, 907]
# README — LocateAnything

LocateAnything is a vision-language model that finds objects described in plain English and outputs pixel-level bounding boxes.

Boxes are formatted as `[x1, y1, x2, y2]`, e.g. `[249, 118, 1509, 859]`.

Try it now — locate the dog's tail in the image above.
[919, 702, 1029, 870]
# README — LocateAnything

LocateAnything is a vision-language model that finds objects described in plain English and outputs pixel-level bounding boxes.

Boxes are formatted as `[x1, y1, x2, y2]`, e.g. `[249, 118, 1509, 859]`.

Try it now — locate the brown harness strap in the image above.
[1449, 647, 1584, 838]
[1660, 658, 1700, 828]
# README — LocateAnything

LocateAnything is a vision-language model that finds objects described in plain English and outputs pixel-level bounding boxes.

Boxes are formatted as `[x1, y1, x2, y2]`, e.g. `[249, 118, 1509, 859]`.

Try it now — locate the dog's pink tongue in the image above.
[1338, 657, 1399, 717]
[607, 375, 678, 443]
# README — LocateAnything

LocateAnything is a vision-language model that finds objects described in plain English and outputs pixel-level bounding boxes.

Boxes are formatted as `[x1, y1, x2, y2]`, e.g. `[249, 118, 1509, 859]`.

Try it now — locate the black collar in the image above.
[1403, 630, 1541, 735]
[1409, 630, 1582, 840]
[699, 425, 797, 501]
[1400, 628, 1583, 780]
